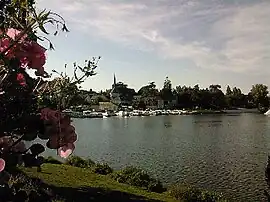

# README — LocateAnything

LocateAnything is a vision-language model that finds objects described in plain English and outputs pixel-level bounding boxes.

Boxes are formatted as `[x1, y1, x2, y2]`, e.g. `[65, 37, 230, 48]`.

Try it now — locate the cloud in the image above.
[36, 0, 270, 74]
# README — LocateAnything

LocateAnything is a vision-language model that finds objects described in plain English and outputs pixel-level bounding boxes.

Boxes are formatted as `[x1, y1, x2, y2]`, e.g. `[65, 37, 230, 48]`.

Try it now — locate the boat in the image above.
[102, 110, 117, 118]
[116, 111, 129, 117]
[82, 110, 103, 118]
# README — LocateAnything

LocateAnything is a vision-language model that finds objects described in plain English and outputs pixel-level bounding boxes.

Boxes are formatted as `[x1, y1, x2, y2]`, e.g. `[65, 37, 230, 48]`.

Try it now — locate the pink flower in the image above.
[0, 28, 47, 76]
[64, 132, 77, 144]
[6, 28, 27, 41]
[16, 73, 26, 86]
[0, 28, 27, 58]
[0, 38, 13, 58]
[47, 135, 59, 149]
[18, 41, 46, 70]
[41, 108, 61, 123]
[0, 158, 5, 172]
[60, 116, 71, 128]
[57, 143, 75, 159]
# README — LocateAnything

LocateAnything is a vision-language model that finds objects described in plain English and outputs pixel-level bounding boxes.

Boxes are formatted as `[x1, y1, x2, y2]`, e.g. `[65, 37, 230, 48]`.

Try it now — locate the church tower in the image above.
[113, 73, 116, 86]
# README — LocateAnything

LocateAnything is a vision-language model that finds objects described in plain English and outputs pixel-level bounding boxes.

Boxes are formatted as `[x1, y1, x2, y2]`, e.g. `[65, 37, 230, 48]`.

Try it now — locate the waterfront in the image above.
[45, 113, 270, 201]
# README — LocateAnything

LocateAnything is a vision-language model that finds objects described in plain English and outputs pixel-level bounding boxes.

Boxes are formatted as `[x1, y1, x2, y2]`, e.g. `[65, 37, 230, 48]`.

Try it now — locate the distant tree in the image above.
[250, 84, 269, 113]
[226, 85, 232, 95]
[137, 82, 159, 107]
[163, 77, 172, 90]
[160, 77, 173, 101]
[209, 85, 225, 109]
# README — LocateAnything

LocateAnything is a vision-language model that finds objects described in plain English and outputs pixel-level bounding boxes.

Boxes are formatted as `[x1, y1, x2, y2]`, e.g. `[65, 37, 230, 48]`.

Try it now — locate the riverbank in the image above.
[65, 108, 259, 119]
[66, 109, 227, 119]
[21, 156, 227, 202]
[23, 163, 177, 202]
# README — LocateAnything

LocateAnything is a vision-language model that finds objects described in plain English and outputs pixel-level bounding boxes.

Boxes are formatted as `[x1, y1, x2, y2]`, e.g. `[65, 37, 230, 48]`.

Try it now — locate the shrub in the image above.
[92, 163, 113, 175]
[7, 173, 54, 201]
[168, 184, 227, 202]
[110, 166, 165, 193]
[44, 156, 62, 165]
[65, 156, 95, 168]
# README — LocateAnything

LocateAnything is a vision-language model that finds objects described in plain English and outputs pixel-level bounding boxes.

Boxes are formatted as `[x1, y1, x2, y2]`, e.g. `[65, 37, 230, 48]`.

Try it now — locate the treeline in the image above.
[138, 77, 269, 112]
[48, 76, 270, 113]
[132, 77, 269, 112]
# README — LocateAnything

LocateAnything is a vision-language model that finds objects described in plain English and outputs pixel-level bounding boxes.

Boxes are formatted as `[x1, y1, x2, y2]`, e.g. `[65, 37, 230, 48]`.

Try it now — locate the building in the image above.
[99, 102, 118, 111]
[110, 74, 135, 107]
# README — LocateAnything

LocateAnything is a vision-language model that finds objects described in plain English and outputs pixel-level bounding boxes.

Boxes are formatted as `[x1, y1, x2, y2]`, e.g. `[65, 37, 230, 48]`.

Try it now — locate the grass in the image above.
[22, 163, 178, 202]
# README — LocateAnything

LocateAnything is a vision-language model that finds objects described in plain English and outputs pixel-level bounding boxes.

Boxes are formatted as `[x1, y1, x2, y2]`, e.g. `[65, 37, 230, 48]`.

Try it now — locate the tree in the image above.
[0, 1, 98, 200]
[161, 77, 173, 99]
[137, 81, 159, 107]
[250, 84, 269, 112]
[226, 85, 232, 95]
[208, 85, 225, 109]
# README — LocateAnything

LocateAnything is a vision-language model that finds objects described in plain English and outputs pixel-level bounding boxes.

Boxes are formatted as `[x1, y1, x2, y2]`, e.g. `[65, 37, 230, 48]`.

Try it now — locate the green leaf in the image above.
[22, 132, 37, 141]
[37, 132, 50, 140]
[22, 154, 36, 167]
[29, 144, 45, 156]
[49, 42, 54, 50]
[62, 24, 69, 32]
[38, 24, 49, 34]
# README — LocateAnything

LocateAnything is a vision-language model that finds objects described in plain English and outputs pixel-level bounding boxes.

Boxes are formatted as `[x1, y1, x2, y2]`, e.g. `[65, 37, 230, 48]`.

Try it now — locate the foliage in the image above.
[37, 58, 100, 110]
[92, 163, 113, 175]
[110, 166, 165, 193]
[160, 76, 174, 104]
[0, 0, 98, 191]
[23, 163, 178, 202]
[250, 84, 269, 112]
[43, 156, 62, 165]
[65, 155, 95, 168]
[168, 184, 227, 202]
[136, 81, 159, 107]
[0, 172, 53, 202]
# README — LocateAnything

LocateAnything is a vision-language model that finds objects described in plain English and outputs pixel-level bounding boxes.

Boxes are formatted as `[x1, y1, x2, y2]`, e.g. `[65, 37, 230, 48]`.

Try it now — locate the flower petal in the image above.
[0, 158, 5, 172]
[57, 143, 75, 159]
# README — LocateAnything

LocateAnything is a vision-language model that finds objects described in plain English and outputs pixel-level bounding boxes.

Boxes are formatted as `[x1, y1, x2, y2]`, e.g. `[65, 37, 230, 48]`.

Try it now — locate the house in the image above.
[99, 102, 118, 111]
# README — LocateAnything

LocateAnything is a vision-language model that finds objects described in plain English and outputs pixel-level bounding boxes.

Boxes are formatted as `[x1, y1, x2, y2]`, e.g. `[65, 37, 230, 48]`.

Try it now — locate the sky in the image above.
[35, 0, 270, 94]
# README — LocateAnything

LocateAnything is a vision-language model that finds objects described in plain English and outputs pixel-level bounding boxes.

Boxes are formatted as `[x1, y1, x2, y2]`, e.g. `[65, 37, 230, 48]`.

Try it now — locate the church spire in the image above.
[113, 73, 116, 85]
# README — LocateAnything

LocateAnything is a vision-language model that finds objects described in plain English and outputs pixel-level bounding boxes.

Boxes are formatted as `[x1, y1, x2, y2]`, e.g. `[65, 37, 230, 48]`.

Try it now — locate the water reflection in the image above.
[43, 114, 270, 201]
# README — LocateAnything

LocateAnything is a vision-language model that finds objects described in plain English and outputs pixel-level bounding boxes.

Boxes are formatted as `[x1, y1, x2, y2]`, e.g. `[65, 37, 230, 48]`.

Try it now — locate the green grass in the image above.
[22, 163, 178, 202]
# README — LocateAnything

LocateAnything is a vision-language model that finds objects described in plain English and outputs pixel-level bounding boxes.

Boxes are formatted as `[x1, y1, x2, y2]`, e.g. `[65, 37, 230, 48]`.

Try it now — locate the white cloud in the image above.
[36, 0, 270, 74]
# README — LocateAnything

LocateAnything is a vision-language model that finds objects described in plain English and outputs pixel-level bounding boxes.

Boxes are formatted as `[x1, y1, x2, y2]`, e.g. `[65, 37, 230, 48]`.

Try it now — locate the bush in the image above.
[44, 156, 63, 165]
[92, 163, 113, 175]
[7, 173, 54, 201]
[168, 184, 227, 202]
[65, 156, 95, 168]
[110, 166, 165, 193]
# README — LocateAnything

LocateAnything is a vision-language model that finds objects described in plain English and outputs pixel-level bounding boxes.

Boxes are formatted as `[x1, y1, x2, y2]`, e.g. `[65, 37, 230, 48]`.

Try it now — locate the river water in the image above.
[45, 113, 270, 201]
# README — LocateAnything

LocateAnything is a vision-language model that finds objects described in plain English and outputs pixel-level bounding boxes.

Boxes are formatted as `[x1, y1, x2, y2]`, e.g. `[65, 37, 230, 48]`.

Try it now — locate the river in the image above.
[44, 113, 270, 201]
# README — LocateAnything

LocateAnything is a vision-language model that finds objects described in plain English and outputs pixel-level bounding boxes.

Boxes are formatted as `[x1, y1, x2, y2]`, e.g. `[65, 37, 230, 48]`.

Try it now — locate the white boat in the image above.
[142, 111, 150, 116]
[161, 110, 169, 115]
[82, 110, 103, 118]
[130, 110, 141, 116]
[170, 110, 179, 115]
[116, 111, 129, 117]
[102, 110, 117, 118]
[149, 110, 156, 116]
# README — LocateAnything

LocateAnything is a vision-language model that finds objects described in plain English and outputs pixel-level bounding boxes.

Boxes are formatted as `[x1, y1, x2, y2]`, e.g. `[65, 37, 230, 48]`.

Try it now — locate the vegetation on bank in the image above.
[20, 156, 227, 202]
[66, 75, 270, 113]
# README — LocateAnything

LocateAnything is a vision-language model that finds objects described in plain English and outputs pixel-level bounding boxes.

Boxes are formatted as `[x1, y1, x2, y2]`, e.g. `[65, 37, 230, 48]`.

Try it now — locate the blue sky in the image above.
[35, 0, 270, 93]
